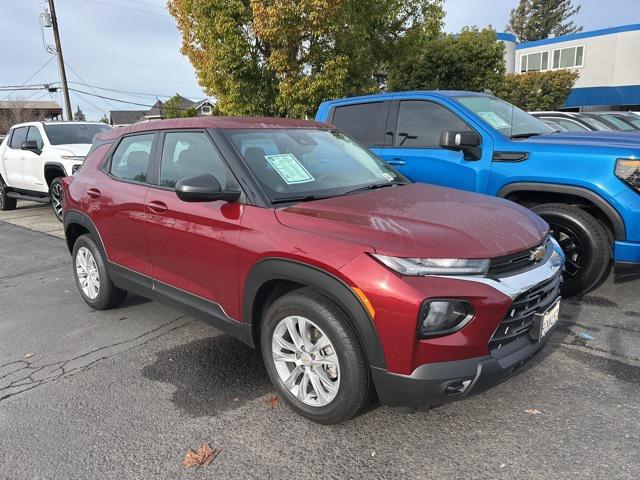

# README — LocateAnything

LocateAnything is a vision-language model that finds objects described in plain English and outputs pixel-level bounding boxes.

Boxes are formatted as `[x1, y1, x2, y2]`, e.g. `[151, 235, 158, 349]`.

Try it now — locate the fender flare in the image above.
[243, 258, 386, 369]
[497, 182, 626, 240]
[44, 162, 68, 183]
[63, 209, 108, 258]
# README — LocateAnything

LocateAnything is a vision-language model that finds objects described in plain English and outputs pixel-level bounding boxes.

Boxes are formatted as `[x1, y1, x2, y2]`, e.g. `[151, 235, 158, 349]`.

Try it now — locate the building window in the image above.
[552, 45, 584, 69]
[201, 105, 212, 115]
[520, 51, 549, 72]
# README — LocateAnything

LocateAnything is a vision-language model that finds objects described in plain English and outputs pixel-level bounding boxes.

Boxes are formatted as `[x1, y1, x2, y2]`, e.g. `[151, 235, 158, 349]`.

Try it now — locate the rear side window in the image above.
[395, 101, 469, 148]
[331, 102, 389, 147]
[159, 132, 228, 189]
[9, 127, 28, 149]
[26, 126, 44, 149]
[110, 134, 154, 183]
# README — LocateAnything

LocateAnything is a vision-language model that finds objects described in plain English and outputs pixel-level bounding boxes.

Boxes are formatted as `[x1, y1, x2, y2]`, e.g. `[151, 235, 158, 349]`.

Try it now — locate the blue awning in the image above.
[565, 85, 640, 107]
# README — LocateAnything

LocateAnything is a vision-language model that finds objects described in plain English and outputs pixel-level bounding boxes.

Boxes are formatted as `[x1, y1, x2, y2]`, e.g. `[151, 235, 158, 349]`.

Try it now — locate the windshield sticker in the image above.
[477, 111, 511, 129]
[382, 172, 395, 181]
[265, 154, 315, 184]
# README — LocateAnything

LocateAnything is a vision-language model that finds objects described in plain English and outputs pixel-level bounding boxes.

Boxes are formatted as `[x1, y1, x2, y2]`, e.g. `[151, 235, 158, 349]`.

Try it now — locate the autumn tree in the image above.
[168, 0, 444, 118]
[496, 70, 579, 110]
[387, 27, 506, 93]
[73, 106, 86, 121]
[99, 114, 109, 124]
[506, 0, 582, 41]
[163, 94, 197, 119]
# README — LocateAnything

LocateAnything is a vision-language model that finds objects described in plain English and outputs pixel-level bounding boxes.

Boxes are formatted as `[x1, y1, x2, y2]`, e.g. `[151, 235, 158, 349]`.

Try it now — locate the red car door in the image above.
[84, 133, 155, 276]
[144, 130, 244, 320]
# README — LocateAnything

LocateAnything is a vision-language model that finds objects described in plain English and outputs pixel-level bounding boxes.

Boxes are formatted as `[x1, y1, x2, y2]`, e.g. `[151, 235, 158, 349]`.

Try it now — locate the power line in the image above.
[124, 0, 165, 10]
[0, 56, 56, 100]
[63, 61, 118, 110]
[68, 87, 197, 111]
[85, 0, 167, 17]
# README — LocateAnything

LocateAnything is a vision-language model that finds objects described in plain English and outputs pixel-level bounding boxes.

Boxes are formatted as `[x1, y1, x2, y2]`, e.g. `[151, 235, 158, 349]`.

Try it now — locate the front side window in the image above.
[226, 128, 404, 202]
[456, 95, 554, 138]
[159, 132, 229, 189]
[394, 100, 469, 147]
[110, 134, 154, 183]
[331, 102, 389, 147]
[43, 123, 111, 145]
[9, 127, 28, 149]
[26, 126, 44, 149]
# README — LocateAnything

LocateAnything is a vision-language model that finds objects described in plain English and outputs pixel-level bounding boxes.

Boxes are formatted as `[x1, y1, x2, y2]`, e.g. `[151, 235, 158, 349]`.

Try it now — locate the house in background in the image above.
[109, 96, 217, 126]
[499, 23, 640, 111]
[0, 100, 63, 134]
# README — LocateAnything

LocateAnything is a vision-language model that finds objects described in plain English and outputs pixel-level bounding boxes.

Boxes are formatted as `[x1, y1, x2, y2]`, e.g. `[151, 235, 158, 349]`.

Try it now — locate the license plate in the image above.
[533, 299, 561, 341]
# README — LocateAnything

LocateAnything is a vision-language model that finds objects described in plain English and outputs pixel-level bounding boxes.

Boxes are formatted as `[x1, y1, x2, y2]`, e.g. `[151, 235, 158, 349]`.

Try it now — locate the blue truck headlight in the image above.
[616, 159, 640, 192]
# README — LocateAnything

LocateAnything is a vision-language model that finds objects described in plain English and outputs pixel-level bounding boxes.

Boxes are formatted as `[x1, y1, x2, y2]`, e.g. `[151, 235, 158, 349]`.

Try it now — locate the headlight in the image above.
[616, 159, 640, 192]
[72, 164, 81, 174]
[61, 155, 86, 162]
[371, 254, 489, 275]
[418, 300, 474, 338]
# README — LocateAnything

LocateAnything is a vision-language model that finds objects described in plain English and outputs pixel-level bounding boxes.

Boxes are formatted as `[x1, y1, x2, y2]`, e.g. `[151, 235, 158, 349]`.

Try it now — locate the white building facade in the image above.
[500, 24, 640, 110]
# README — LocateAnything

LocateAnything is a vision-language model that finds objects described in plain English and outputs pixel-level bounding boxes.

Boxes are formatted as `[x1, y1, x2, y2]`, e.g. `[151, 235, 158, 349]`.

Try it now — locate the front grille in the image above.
[488, 238, 549, 276]
[489, 272, 561, 351]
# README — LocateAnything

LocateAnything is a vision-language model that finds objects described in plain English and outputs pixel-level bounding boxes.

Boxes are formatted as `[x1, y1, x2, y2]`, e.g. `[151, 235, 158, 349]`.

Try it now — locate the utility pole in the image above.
[47, 0, 72, 121]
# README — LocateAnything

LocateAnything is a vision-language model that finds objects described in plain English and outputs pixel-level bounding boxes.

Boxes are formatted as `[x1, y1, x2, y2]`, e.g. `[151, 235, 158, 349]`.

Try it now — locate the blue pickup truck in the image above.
[316, 91, 640, 296]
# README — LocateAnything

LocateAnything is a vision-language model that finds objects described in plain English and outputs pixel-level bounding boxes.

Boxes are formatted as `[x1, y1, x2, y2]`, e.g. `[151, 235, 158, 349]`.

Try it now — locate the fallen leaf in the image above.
[265, 394, 280, 408]
[181, 443, 221, 468]
[371, 451, 376, 457]
[24, 352, 34, 358]
[525, 408, 543, 415]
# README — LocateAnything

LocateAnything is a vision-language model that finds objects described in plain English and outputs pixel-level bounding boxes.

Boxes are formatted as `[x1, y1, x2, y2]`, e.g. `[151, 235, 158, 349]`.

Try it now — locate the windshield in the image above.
[456, 95, 554, 138]
[226, 128, 406, 202]
[599, 114, 637, 131]
[43, 123, 112, 145]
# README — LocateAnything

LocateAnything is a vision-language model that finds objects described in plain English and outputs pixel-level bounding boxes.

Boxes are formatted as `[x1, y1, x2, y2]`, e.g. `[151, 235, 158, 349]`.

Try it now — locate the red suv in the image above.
[62, 117, 564, 424]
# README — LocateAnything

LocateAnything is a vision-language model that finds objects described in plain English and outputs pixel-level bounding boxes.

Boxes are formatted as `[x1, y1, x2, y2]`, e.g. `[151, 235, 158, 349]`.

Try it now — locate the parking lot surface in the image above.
[1, 205, 639, 479]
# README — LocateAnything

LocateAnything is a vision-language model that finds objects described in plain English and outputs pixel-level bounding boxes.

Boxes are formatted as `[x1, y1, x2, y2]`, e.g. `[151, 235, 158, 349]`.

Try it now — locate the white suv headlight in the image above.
[61, 155, 86, 162]
[371, 254, 489, 276]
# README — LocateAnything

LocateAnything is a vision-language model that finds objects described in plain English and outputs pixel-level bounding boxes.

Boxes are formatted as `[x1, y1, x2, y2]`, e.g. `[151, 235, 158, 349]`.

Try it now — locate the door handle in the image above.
[87, 188, 101, 199]
[147, 200, 168, 214]
[386, 158, 406, 166]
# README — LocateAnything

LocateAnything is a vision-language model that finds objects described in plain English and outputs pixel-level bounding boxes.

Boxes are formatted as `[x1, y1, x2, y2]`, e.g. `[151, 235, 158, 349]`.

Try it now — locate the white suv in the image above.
[0, 121, 111, 221]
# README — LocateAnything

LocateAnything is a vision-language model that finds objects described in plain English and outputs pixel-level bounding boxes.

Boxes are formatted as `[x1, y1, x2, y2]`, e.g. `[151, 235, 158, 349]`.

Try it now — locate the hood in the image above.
[48, 144, 91, 157]
[519, 131, 640, 150]
[275, 184, 548, 259]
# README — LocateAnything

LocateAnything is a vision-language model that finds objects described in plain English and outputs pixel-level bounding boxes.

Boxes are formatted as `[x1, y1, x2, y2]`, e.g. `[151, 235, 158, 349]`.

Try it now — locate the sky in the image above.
[0, 0, 638, 121]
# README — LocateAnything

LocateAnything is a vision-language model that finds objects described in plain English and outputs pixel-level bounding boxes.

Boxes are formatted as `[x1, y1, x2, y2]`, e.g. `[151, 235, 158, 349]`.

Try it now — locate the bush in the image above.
[496, 70, 579, 111]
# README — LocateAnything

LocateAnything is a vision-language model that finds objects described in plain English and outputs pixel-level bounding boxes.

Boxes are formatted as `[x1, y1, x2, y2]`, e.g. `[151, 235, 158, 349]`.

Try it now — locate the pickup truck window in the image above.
[9, 127, 28, 149]
[331, 102, 389, 147]
[394, 100, 469, 147]
[26, 126, 44, 149]
[457, 95, 553, 138]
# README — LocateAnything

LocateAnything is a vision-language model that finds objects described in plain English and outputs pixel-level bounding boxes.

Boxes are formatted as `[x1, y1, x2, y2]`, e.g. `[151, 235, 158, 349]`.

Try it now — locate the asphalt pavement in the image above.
[0, 205, 639, 479]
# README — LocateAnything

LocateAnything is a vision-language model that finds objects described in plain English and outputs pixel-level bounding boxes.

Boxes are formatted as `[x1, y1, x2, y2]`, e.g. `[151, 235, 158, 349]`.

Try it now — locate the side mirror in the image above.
[21, 140, 40, 153]
[439, 130, 481, 149]
[175, 173, 241, 203]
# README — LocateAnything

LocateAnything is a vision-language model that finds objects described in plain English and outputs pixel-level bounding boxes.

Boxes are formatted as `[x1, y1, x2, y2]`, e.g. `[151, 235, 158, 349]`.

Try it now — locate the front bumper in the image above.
[372, 331, 553, 408]
[614, 240, 640, 280]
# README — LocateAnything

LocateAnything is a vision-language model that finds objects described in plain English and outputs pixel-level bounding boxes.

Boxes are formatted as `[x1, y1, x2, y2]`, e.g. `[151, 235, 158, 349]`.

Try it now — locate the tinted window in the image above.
[26, 126, 44, 149]
[9, 127, 28, 149]
[331, 102, 389, 147]
[160, 132, 228, 189]
[395, 101, 469, 147]
[546, 117, 590, 132]
[43, 124, 111, 145]
[110, 134, 154, 183]
[579, 116, 613, 131]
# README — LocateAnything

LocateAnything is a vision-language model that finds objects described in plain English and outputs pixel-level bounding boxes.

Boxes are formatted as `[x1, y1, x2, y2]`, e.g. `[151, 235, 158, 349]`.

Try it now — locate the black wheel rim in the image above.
[549, 222, 585, 282]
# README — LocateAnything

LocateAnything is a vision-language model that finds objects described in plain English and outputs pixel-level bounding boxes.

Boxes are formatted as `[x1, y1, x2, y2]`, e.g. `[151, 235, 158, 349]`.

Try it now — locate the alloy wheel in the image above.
[549, 222, 584, 280]
[51, 182, 63, 220]
[271, 315, 340, 407]
[76, 247, 100, 300]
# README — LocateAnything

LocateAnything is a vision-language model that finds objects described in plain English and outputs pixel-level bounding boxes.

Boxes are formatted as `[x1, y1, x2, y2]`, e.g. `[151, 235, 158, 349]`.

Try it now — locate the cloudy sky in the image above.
[1, 0, 638, 121]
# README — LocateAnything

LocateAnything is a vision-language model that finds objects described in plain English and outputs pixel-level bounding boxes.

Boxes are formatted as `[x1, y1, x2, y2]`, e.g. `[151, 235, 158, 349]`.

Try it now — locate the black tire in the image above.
[532, 203, 611, 297]
[0, 176, 17, 211]
[49, 177, 64, 222]
[72, 234, 127, 310]
[261, 288, 369, 424]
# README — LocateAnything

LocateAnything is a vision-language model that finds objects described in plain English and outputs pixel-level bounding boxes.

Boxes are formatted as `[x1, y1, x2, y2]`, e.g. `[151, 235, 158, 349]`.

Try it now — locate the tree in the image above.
[163, 94, 197, 119]
[496, 70, 579, 110]
[506, 0, 582, 42]
[168, 0, 444, 118]
[387, 27, 506, 93]
[99, 114, 109, 124]
[73, 106, 86, 122]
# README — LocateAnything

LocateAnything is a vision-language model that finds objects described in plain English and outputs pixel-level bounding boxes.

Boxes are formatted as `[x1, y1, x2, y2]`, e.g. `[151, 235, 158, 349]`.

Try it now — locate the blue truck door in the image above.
[373, 99, 492, 193]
